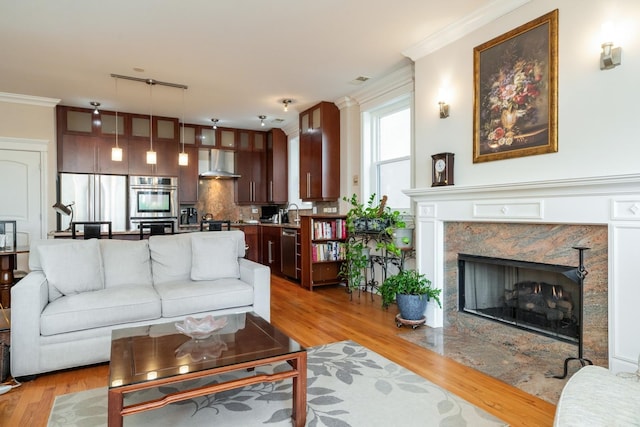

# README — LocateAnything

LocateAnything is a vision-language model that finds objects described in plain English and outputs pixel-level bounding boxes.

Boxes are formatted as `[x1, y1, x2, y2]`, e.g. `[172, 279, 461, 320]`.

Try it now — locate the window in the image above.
[287, 135, 313, 209]
[363, 96, 412, 211]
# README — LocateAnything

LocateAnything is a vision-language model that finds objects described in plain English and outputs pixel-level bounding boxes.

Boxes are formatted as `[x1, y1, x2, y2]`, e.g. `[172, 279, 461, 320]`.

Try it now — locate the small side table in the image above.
[0, 246, 29, 308]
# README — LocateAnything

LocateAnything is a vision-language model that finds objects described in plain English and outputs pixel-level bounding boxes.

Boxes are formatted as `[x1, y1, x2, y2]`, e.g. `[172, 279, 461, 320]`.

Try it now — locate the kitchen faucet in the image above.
[287, 203, 300, 224]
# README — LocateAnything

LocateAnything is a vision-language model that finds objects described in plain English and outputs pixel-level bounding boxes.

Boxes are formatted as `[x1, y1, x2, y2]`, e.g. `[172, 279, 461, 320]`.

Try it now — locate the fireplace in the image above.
[458, 253, 580, 344]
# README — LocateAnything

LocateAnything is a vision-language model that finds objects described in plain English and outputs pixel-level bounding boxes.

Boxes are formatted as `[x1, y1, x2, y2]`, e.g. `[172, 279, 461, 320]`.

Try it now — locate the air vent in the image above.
[271, 118, 285, 124]
[350, 75, 371, 85]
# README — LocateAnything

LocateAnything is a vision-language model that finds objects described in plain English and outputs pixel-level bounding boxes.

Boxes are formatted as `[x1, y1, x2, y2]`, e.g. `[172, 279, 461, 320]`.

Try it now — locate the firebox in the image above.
[458, 254, 581, 344]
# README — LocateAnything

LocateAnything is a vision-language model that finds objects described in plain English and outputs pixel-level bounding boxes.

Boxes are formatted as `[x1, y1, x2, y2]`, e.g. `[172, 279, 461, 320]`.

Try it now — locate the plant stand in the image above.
[395, 314, 425, 329]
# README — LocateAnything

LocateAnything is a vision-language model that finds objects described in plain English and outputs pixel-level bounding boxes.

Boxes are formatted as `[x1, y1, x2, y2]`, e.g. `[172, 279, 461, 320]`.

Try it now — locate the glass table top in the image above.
[109, 312, 304, 389]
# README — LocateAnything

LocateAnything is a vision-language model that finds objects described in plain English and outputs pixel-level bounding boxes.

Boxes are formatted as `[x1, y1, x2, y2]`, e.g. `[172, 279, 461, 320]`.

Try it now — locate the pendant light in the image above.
[178, 87, 188, 166]
[111, 78, 123, 161]
[146, 79, 157, 165]
[259, 115, 266, 127]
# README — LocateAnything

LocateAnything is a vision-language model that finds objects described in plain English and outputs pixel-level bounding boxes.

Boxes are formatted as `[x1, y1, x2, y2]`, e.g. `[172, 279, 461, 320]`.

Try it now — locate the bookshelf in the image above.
[300, 214, 347, 290]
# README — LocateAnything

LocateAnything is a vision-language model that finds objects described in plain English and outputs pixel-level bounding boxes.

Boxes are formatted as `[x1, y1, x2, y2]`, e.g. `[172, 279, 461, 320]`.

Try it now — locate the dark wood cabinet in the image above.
[260, 225, 282, 275]
[178, 145, 199, 204]
[300, 215, 347, 290]
[235, 131, 266, 204]
[299, 102, 340, 201]
[235, 224, 259, 262]
[127, 138, 179, 177]
[266, 128, 288, 204]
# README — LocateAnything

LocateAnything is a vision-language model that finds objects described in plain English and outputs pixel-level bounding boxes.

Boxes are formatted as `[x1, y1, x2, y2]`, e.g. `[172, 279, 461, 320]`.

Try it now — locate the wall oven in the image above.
[129, 176, 178, 230]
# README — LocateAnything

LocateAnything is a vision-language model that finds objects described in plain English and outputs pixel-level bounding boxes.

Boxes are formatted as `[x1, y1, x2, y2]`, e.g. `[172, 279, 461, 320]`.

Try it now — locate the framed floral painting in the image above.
[473, 9, 558, 163]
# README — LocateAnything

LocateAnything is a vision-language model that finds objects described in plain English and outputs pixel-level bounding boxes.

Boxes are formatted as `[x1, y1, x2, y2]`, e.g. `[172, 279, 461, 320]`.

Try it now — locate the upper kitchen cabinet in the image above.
[266, 128, 288, 204]
[57, 106, 129, 175]
[128, 114, 180, 177]
[218, 128, 236, 150]
[299, 102, 340, 201]
[235, 130, 266, 204]
[177, 123, 198, 203]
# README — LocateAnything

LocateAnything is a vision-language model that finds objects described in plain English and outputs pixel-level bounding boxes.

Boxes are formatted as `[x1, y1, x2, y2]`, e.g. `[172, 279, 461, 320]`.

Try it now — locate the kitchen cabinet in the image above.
[300, 215, 346, 290]
[235, 224, 259, 262]
[57, 106, 129, 175]
[235, 130, 266, 204]
[178, 145, 199, 204]
[299, 102, 340, 201]
[127, 114, 180, 177]
[58, 134, 129, 175]
[260, 225, 282, 275]
[266, 128, 288, 204]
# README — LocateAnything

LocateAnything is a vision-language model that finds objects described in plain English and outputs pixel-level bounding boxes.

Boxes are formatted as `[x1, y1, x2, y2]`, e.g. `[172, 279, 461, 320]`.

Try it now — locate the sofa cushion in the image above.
[154, 278, 254, 318]
[148, 233, 193, 285]
[40, 286, 161, 336]
[191, 234, 240, 280]
[37, 239, 104, 302]
[100, 239, 153, 288]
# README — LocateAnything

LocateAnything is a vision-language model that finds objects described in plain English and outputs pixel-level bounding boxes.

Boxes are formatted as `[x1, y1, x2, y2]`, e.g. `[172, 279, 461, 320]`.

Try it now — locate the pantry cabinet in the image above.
[235, 130, 266, 204]
[266, 128, 288, 204]
[299, 102, 340, 201]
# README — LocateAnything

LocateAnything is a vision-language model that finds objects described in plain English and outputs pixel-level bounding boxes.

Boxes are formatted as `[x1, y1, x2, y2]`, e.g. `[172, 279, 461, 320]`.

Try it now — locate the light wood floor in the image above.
[0, 275, 556, 426]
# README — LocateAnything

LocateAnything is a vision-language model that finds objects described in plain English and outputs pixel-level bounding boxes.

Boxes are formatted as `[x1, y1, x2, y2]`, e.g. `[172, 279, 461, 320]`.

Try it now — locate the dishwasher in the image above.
[281, 228, 298, 279]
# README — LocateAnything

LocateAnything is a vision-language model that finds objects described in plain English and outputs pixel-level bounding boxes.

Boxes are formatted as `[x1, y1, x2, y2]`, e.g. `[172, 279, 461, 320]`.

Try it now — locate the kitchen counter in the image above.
[49, 222, 300, 239]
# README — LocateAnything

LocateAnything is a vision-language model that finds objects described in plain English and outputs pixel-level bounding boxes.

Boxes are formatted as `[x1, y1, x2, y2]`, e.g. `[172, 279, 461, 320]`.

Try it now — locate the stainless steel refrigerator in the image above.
[58, 173, 128, 231]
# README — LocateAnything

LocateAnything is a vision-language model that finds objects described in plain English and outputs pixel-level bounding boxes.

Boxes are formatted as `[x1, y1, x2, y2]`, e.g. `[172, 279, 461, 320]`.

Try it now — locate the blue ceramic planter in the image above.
[396, 293, 428, 320]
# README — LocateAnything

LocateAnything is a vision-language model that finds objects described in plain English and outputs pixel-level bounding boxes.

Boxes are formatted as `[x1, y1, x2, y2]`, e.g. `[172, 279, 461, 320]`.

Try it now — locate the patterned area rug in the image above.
[48, 340, 506, 427]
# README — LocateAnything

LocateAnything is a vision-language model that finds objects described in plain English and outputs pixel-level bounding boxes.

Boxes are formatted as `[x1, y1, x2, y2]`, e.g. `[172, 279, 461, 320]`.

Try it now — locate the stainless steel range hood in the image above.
[199, 149, 241, 179]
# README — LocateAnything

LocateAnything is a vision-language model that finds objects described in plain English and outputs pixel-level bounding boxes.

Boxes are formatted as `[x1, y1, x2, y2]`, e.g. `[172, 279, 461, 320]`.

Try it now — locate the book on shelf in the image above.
[312, 219, 346, 240]
[311, 241, 346, 262]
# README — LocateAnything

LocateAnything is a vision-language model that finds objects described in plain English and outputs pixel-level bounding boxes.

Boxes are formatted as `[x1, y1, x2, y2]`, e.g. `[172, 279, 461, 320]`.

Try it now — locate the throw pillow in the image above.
[191, 235, 240, 281]
[37, 239, 104, 301]
[100, 239, 153, 288]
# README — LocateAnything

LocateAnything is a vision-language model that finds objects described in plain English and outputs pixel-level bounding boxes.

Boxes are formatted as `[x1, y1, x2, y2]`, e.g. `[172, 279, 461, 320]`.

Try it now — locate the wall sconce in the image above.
[600, 42, 621, 70]
[438, 101, 450, 119]
[259, 115, 266, 127]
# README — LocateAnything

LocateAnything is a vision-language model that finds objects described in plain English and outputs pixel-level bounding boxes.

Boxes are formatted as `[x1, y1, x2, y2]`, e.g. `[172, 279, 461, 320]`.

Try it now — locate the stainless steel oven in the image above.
[128, 176, 178, 230]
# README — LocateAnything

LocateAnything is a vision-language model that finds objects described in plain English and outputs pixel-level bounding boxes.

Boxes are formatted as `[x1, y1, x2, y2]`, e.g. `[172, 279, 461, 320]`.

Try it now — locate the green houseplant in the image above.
[379, 269, 441, 320]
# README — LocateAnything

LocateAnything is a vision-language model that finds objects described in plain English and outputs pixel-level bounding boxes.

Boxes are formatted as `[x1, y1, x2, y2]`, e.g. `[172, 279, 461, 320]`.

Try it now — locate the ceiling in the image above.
[0, 0, 490, 131]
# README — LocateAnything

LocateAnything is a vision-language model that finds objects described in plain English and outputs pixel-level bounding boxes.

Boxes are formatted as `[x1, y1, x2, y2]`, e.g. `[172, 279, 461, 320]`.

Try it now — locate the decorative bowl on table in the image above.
[175, 315, 228, 340]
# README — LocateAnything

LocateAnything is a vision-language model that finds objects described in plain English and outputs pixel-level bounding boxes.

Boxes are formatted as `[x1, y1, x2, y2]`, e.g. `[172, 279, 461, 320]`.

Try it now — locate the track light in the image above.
[282, 99, 293, 112]
[211, 118, 219, 129]
[90, 101, 100, 114]
[259, 115, 266, 127]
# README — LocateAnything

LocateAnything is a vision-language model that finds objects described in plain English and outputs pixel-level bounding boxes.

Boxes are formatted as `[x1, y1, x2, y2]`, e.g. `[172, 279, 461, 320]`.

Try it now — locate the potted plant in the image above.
[379, 269, 441, 320]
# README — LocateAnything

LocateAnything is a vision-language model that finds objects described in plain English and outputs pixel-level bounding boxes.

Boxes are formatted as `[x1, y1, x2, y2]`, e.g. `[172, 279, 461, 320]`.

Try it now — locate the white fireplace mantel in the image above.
[405, 173, 640, 373]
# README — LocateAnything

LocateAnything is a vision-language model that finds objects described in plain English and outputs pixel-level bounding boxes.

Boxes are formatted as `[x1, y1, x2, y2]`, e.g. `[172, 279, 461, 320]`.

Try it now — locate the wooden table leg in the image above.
[107, 389, 124, 427]
[291, 352, 307, 427]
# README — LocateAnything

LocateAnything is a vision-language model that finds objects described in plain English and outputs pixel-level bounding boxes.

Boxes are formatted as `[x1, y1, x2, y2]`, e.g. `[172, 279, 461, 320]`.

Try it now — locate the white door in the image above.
[0, 149, 43, 270]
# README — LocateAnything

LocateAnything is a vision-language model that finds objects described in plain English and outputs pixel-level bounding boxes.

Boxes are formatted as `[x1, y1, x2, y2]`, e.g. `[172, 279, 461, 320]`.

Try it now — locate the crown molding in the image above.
[0, 92, 61, 108]
[342, 64, 414, 108]
[402, 0, 531, 61]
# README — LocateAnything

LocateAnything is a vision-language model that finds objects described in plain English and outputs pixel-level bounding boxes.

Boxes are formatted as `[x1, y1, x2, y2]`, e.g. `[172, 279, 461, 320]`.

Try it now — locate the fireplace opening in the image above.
[458, 254, 580, 344]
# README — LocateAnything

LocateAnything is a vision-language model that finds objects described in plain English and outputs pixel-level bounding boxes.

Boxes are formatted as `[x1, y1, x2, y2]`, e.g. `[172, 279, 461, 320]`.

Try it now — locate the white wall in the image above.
[413, 0, 640, 189]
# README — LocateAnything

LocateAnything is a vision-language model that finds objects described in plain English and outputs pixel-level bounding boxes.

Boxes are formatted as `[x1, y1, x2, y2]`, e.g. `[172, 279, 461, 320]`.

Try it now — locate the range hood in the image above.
[199, 149, 241, 179]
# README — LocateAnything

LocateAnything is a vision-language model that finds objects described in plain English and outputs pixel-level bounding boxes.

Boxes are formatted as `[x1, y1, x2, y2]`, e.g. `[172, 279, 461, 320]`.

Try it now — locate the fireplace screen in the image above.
[458, 254, 580, 343]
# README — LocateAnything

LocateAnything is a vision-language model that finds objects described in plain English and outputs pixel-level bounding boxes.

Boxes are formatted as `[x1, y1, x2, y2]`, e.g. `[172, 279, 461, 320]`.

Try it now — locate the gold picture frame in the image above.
[473, 9, 558, 163]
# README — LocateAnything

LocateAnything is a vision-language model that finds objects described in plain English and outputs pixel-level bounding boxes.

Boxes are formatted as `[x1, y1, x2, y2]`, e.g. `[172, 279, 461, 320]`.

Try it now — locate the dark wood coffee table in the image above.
[108, 312, 306, 426]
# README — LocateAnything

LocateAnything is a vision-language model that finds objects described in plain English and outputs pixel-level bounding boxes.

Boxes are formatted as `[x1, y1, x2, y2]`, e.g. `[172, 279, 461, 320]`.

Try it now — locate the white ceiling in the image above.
[0, 0, 491, 131]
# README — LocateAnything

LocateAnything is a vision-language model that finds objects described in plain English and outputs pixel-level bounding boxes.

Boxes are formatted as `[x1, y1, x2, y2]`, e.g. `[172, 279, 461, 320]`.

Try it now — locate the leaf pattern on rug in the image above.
[47, 340, 507, 427]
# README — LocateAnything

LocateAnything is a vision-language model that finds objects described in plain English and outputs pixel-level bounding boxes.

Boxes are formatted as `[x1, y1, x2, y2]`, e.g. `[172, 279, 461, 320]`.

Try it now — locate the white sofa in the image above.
[553, 365, 640, 426]
[10, 230, 270, 379]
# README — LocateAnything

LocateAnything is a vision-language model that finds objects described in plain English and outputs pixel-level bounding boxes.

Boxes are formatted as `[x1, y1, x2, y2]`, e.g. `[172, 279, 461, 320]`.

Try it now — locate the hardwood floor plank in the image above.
[0, 275, 556, 426]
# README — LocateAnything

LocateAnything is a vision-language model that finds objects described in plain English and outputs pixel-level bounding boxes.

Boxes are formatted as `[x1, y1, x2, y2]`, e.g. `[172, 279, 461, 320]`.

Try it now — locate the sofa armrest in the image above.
[10, 271, 49, 378]
[238, 258, 271, 322]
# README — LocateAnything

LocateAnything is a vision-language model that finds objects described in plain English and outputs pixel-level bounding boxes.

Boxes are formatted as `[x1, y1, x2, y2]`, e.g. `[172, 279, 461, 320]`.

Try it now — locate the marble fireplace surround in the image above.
[405, 174, 640, 373]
